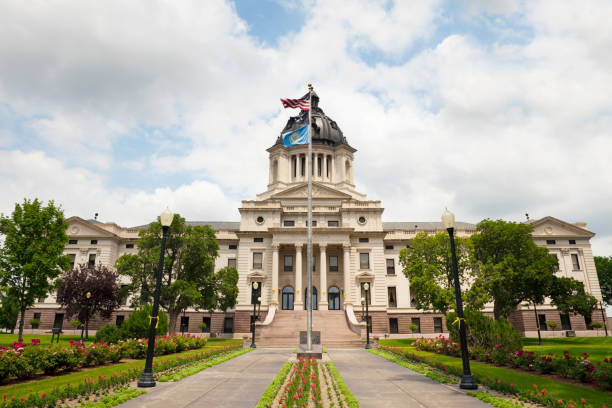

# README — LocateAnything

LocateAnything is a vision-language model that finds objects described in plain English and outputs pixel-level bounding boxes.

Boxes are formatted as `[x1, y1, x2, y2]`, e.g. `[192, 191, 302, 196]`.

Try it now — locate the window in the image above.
[360, 282, 372, 305]
[34, 312, 41, 320]
[115, 315, 125, 328]
[560, 314, 572, 331]
[358, 216, 367, 224]
[256, 216, 264, 224]
[434, 317, 443, 333]
[254, 237, 264, 243]
[305, 220, 317, 226]
[389, 318, 399, 334]
[228, 258, 237, 269]
[386, 259, 395, 275]
[317, 156, 322, 176]
[328, 220, 339, 227]
[53, 313, 64, 330]
[546, 239, 556, 245]
[292, 156, 297, 178]
[202, 317, 211, 333]
[88, 254, 96, 268]
[571, 254, 580, 270]
[126, 243, 134, 249]
[253, 252, 263, 269]
[68, 254, 76, 269]
[90, 239, 98, 245]
[223, 317, 234, 333]
[229, 244, 238, 249]
[411, 318, 421, 333]
[68, 239, 78, 245]
[282, 286, 294, 310]
[538, 314, 547, 331]
[387, 287, 397, 308]
[301, 156, 305, 176]
[38, 296, 45, 303]
[585, 315, 593, 330]
[359, 253, 370, 269]
[312, 256, 316, 271]
[359, 237, 369, 243]
[329, 256, 338, 272]
[569, 239, 576, 245]
[326, 156, 331, 177]
[283, 220, 295, 227]
[385, 245, 394, 250]
[284, 255, 293, 272]
[180, 316, 189, 333]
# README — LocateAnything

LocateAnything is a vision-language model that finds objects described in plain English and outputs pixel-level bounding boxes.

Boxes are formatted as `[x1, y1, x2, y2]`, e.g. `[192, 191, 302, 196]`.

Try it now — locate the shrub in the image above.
[96, 324, 124, 344]
[121, 305, 169, 339]
[446, 310, 522, 351]
[29, 318, 40, 329]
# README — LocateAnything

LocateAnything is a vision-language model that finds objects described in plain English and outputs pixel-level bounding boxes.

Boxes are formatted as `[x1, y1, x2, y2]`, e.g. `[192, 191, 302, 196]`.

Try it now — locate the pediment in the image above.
[531, 216, 595, 238]
[66, 217, 116, 238]
[270, 182, 352, 200]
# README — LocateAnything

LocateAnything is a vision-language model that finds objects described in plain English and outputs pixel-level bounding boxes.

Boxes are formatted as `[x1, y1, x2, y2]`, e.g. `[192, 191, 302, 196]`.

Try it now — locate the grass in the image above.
[157, 348, 251, 382]
[522, 337, 612, 362]
[408, 348, 611, 408]
[0, 339, 240, 399]
[466, 391, 525, 408]
[81, 387, 147, 407]
[0, 333, 96, 347]
[378, 338, 416, 348]
[327, 361, 360, 408]
[369, 349, 457, 384]
[255, 361, 292, 408]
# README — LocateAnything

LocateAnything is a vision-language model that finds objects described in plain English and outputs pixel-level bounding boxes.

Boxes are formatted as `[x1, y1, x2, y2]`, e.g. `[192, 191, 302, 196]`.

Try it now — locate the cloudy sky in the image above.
[1, 0, 611, 255]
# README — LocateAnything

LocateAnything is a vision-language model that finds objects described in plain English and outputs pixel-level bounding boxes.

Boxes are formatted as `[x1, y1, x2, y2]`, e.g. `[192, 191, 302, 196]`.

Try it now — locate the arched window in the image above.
[282, 286, 294, 310]
[304, 287, 318, 310]
[328, 286, 340, 310]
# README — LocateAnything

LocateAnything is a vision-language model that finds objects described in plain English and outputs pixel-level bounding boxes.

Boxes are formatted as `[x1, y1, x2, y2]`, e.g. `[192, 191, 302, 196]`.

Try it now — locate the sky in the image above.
[1, 0, 612, 257]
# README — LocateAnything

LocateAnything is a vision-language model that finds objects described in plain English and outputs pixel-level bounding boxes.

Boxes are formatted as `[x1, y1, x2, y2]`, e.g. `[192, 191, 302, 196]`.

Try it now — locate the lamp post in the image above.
[600, 301, 609, 337]
[80, 291, 91, 342]
[361, 297, 365, 321]
[138, 208, 174, 388]
[442, 209, 477, 390]
[364, 283, 371, 349]
[251, 282, 261, 348]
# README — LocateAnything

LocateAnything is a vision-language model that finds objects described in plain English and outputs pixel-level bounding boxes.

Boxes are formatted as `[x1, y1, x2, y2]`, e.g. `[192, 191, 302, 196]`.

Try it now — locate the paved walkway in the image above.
[329, 349, 491, 408]
[119, 348, 290, 408]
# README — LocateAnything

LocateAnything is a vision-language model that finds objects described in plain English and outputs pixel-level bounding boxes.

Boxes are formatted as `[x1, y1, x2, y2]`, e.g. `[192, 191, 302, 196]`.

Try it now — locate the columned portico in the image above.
[319, 244, 328, 307]
[295, 243, 303, 310]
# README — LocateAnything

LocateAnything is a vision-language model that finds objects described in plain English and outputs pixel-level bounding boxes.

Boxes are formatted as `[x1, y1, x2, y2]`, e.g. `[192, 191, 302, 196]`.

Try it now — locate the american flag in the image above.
[280, 93, 310, 110]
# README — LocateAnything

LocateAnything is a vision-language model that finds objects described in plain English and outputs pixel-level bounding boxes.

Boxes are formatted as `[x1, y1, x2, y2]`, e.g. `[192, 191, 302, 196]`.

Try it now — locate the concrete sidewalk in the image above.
[328, 349, 492, 408]
[119, 348, 290, 408]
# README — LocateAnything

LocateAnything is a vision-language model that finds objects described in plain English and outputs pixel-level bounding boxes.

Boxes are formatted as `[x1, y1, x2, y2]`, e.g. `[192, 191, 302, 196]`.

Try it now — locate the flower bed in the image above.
[117, 334, 206, 359]
[413, 336, 612, 391]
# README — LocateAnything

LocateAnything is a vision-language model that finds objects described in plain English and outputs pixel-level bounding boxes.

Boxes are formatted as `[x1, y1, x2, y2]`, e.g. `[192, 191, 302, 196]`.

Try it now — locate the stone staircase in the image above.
[255, 309, 364, 348]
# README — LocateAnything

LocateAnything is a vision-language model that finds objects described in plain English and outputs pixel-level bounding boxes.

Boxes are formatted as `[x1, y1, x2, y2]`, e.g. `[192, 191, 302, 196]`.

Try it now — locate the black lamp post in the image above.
[364, 282, 371, 349]
[81, 291, 91, 342]
[251, 282, 261, 348]
[442, 209, 477, 390]
[138, 208, 174, 388]
[600, 301, 609, 337]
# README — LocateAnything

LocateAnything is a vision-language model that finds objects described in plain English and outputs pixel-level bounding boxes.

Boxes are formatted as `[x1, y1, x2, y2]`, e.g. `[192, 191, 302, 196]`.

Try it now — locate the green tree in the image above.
[594, 256, 612, 306]
[116, 214, 238, 331]
[399, 232, 480, 315]
[0, 290, 19, 333]
[0, 199, 69, 341]
[550, 276, 598, 321]
[471, 219, 559, 320]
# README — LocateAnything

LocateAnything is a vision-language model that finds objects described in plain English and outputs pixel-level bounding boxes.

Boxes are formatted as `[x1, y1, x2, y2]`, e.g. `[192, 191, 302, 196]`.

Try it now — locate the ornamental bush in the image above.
[446, 310, 522, 351]
[95, 324, 124, 344]
[121, 305, 169, 339]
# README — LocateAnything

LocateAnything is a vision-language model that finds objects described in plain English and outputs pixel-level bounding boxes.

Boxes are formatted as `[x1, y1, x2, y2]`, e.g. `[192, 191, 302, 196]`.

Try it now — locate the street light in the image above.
[138, 208, 174, 388]
[442, 208, 477, 390]
[364, 282, 371, 349]
[251, 282, 261, 348]
[80, 291, 92, 342]
[361, 297, 365, 321]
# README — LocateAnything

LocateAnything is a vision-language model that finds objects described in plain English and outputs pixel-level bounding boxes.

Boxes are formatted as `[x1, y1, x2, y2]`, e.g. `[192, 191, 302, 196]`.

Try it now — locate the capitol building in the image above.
[26, 94, 607, 345]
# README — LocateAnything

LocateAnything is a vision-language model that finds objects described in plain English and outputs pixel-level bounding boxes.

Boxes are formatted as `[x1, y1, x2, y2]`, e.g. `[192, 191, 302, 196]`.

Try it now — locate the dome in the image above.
[275, 91, 350, 147]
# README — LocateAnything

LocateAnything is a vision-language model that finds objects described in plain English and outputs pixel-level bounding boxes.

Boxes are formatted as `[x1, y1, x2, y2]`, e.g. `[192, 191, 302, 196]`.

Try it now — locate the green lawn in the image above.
[522, 337, 612, 362]
[0, 333, 96, 347]
[378, 338, 416, 348]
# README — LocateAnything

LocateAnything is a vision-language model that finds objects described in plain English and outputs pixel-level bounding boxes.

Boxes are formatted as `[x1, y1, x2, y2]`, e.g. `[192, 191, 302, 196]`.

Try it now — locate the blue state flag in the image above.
[282, 124, 308, 147]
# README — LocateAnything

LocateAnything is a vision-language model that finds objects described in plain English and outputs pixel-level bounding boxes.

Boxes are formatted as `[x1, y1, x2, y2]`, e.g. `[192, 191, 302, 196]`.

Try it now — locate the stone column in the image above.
[343, 244, 352, 305]
[319, 244, 328, 307]
[271, 244, 279, 305]
[295, 244, 303, 309]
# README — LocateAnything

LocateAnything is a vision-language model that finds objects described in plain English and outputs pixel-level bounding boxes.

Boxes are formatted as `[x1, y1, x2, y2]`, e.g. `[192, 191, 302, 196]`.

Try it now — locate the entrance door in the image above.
[304, 287, 318, 310]
[282, 286, 294, 310]
[328, 286, 340, 310]
[53, 313, 64, 331]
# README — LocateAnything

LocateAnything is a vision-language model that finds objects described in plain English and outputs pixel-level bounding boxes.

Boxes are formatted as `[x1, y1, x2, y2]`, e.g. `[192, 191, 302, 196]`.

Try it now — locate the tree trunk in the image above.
[18, 305, 26, 342]
[493, 300, 503, 320]
[168, 311, 179, 335]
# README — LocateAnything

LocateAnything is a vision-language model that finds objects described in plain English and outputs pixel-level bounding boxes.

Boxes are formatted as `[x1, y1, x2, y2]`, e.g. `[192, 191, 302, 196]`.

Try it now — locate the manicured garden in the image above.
[522, 337, 612, 363]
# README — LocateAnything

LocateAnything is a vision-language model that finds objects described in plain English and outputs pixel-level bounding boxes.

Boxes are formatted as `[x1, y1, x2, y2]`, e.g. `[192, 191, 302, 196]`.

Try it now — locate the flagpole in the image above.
[306, 83, 313, 352]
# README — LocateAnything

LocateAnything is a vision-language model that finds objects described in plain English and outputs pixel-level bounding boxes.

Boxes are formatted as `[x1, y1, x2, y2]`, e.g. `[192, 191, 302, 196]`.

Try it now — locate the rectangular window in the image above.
[292, 156, 297, 178]
[254, 237, 264, 243]
[434, 317, 443, 333]
[126, 243, 134, 249]
[68, 254, 76, 269]
[411, 318, 421, 333]
[359, 237, 369, 243]
[305, 220, 317, 226]
[283, 220, 295, 227]
[328, 220, 339, 227]
[301, 156, 305, 176]
[387, 287, 397, 308]
[560, 314, 572, 331]
[53, 313, 64, 330]
[229, 244, 238, 249]
[180, 316, 189, 333]
[37, 296, 45, 303]
[571, 254, 580, 270]
[326, 156, 331, 177]
[359, 253, 370, 269]
[68, 239, 77, 245]
[538, 314, 547, 331]
[329, 256, 338, 272]
[223, 317, 234, 333]
[90, 239, 98, 244]
[569, 239, 576, 245]
[34, 312, 41, 320]
[115, 315, 125, 328]
[88, 254, 96, 268]
[386, 258, 395, 275]
[585, 315, 593, 330]
[385, 245, 394, 250]
[228, 258, 237, 269]
[312, 256, 316, 271]
[253, 252, 263, 269]
[317, 156, 322, 176]
[284, 255, 293, 272]
[202, 317, 211, 333]
[389, 318, 399, 334]
[546, 239, 556, 245]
